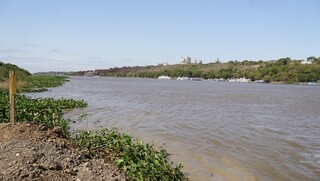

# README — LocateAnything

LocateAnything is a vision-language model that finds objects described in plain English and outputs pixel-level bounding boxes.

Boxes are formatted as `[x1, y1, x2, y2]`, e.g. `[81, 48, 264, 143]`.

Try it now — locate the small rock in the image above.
[76, 178, 81, 181]
[59, 141, 66, 148]
[32, 163, 39, 167]
[52, 126, 63, 135]
[64, 168, 72, 174]
[39, 124, 47, 131]
[16, 153, 20, 156]
[83, 162, 90, 167]
[49, 163, 62, 170]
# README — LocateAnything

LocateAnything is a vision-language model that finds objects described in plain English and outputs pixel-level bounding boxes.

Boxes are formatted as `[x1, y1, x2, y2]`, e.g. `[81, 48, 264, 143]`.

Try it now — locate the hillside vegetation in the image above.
[76, 57, 320, 84]
[0, 61, 68, 92]
[0, 61, 31, 81]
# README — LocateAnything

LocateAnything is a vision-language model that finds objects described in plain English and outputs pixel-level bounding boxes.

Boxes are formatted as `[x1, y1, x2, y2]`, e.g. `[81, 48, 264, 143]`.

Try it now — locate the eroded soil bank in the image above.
[0, 123, 127, 181]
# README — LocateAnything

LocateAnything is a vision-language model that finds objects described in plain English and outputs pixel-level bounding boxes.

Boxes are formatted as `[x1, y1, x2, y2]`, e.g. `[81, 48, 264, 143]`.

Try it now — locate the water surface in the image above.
[27, 76, 320, 181]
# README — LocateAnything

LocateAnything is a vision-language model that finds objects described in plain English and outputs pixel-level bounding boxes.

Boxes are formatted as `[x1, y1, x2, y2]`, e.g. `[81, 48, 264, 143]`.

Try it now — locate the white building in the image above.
[181, 56, 191, 64]
[301, 60, 312, 64]
[181, 56, 202, 64]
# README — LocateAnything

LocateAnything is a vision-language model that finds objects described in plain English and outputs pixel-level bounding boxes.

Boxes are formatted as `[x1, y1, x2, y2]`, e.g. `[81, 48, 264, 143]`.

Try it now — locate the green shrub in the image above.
[0, 90, 86, 136]
[73, 129, 188, 181]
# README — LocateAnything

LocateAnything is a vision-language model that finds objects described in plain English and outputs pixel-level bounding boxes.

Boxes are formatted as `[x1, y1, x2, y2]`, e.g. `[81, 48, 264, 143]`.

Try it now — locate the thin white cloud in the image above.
[22, 43, 40, 47]
[0, 48, 21, 53]
[1, 56, 113, 73]
[50, 49, 60, 53]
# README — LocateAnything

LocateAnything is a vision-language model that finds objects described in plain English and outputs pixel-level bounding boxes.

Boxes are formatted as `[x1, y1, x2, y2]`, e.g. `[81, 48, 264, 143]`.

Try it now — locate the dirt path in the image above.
[0, 123, 127, 181]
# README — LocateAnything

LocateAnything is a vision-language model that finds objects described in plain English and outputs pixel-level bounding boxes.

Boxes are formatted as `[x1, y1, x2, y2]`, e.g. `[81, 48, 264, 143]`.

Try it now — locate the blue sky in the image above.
[0, 0, 319, 73]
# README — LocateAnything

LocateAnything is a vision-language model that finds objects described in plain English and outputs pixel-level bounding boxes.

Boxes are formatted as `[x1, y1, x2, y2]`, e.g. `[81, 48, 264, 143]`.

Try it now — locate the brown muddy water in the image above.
[26, 76, 320, 181]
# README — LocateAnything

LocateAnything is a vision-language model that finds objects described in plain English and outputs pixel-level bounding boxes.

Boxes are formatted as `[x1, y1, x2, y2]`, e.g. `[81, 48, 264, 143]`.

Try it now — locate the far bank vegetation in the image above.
[70, 57, 320, 84]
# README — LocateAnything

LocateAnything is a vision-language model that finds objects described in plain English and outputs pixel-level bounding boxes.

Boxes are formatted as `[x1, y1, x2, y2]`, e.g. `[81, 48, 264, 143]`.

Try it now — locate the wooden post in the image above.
[9, 70, 16, 127]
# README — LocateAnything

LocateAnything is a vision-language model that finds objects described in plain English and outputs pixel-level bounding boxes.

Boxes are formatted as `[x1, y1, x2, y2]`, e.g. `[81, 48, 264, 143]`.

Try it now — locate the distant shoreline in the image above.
[36, 57, 320, 85]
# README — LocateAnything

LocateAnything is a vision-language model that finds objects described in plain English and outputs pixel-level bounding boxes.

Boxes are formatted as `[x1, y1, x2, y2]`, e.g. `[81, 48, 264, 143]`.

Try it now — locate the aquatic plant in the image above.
[19, 75, 69, 92]
[0, 90, 87, 136]
[73, 129, 188, 181]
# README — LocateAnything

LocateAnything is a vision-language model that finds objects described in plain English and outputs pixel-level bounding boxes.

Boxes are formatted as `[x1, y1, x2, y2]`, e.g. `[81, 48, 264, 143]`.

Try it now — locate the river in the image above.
[27, 76, 320, 181]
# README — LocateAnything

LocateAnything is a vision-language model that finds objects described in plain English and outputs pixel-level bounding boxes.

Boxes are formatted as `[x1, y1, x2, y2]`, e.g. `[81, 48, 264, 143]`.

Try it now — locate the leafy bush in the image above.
[19, 75, 69, 92]
[73, 129, 188, 181]
[0, 90, 87, 136]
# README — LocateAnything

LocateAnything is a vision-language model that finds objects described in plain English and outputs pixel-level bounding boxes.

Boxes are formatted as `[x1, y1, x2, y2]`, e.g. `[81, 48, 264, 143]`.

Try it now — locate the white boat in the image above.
[177, 76, 189, 80]
[158, 75, 171, 80]
[255, 80, 265, 83]
[307, 82, 317, 86]
[238, 77, 250, 83]
[228, 77, 250, 83]
[190, 78, 202, 81]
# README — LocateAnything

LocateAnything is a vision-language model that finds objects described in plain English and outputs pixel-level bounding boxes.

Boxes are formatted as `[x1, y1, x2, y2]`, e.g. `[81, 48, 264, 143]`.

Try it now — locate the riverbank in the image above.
[1, 66, 189, 180]
[0, 123, 126, 180]
[0, 89, 189, 180]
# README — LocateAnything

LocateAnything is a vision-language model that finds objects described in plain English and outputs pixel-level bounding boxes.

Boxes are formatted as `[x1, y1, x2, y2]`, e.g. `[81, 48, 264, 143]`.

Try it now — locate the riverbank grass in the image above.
[73, 129, 187, 180]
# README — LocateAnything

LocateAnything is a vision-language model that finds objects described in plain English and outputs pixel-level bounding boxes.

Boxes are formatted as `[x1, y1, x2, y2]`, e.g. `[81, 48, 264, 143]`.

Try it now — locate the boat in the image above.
[255, 80, 265, 83]
[177, 76, 190, 80]
[238, 77, 250, 83]
[158, 75, 171, 80]
[190, 78, 202, 81]
[228, 77, 250, 83]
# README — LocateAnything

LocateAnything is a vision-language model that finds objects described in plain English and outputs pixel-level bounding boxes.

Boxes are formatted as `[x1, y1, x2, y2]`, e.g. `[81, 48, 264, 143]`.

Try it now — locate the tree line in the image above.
[80, 57, 320, 83]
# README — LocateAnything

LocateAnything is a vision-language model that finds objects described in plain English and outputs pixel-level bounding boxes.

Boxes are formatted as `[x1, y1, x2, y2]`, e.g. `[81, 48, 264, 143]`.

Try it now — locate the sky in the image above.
[0, 0, 320, 73]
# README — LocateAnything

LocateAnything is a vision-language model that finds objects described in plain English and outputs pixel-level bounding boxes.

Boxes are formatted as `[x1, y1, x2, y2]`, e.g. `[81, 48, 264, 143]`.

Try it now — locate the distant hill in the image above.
[70, 57, 320, 84]
[0, 61, 31, 82]
[0, 61, 67, 92]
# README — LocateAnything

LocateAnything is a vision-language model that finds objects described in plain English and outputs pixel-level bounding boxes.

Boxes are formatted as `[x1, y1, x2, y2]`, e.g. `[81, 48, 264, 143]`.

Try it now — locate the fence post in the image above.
[9, 70, 16, 126]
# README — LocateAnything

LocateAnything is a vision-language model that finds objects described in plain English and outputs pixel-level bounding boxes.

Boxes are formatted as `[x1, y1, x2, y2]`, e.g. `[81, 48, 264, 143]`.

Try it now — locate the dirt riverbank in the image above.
[0, 123, 127, 181]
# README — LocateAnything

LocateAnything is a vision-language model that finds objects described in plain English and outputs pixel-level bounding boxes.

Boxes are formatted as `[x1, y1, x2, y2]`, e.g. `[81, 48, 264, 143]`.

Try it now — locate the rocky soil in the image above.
[0, 123, 127, 181]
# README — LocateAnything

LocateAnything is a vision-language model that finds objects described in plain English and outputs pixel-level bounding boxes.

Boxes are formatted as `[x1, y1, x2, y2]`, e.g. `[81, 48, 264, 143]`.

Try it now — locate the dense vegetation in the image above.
[0, 90, 87, 136]
[74, 129, 187, 180]
[20, 75, 69, 92]
[1, 61, 68, 92]
[77, 57, 320, 84]
[0, 61, 31, 81]
[1, 61, 189, 180]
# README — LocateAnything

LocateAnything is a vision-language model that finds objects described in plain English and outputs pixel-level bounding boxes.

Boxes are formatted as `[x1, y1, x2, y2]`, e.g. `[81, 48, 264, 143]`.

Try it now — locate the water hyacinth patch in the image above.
[0, 90, 87, 136]
[19, 75, 70, 93]
[73, 129, 188, 181]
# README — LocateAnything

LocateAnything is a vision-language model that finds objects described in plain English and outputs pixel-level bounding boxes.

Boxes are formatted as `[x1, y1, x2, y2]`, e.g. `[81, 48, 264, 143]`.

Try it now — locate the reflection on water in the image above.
[27, 76, 320, 181]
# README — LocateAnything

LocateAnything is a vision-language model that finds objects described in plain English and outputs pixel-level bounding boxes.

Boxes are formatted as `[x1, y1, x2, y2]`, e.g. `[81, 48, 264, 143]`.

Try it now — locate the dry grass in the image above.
[0, 82, 8, 90]
[0, 80, 29, 91]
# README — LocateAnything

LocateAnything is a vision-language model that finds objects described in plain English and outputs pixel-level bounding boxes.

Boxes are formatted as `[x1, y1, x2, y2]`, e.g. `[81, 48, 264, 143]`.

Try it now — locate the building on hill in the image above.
[181, 56, 191, 64]
[301, 59, 312, 64]
[181, 56, 202, 64]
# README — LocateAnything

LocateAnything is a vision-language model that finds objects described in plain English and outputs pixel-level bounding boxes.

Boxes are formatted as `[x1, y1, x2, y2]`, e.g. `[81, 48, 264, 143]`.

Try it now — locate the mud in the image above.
[0, 123, 127, 181]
